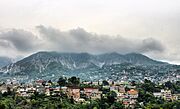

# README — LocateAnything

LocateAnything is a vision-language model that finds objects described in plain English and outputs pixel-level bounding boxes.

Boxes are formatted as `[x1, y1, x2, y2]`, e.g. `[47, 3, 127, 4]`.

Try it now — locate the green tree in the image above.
[57, 77, 66, 86]
[111, 102, 124, 109]
[0, 103, 5, 109]
[102, 80, 109, 86]
[141, 79, 155, 93]
[107, 91, 117, 105]
[68, 76, 80, 86]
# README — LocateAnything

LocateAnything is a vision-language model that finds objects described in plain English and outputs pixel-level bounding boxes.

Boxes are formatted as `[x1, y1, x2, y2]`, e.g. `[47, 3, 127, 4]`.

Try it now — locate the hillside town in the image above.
[0, 76, 179, 109]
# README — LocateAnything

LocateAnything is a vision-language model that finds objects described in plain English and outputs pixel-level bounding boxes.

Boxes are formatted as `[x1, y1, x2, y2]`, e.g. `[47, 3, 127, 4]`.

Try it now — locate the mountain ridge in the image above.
[18, 51, 168, 64]
[0, 51, 173, 82]
[1, 51, 168, 73]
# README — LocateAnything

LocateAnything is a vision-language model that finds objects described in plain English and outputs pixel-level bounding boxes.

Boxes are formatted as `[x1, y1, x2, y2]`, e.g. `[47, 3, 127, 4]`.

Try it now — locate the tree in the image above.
[42, 81, 46, 87]
[131, 80, 136, 86]
[125, 86, 130, 92]
[107, 91, 117, 104]
[57, 77, 66, 86]
[102, 80, 109, 86]
[98, 98, 109, 109]
[141, 80, 155, 93]
[165, 81, 173, 89]
[0, 103, 5, 109]
[7, 87, 11, 95]
[111, 102, 124, 109]
[48, 80, 53, 85]
[68, 76, 80, 86]
[144, 79, 151, 84]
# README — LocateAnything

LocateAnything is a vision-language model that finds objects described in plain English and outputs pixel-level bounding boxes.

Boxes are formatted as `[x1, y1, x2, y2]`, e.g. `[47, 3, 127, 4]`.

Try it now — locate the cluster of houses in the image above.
[0, 80, 179, 108]
[0, 80, 140, 108]
[153, 89, 179, 101]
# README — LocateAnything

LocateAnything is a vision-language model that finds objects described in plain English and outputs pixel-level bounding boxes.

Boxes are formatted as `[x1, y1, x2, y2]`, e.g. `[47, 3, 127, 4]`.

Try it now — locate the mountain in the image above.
[124, 53, 166, 65]
[0, 57, 12, 68]
[1, 51, 176, 82]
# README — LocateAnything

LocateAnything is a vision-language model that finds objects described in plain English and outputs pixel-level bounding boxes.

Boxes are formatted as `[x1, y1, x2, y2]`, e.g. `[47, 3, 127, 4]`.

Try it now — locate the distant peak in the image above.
[110, 52, 119, 55]
[126, 52, 142, 55]
[103, 52, 120, 56]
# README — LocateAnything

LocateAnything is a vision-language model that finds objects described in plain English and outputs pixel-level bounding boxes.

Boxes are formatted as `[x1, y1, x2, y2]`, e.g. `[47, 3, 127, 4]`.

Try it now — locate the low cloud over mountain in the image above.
[0, 25, 165, 60]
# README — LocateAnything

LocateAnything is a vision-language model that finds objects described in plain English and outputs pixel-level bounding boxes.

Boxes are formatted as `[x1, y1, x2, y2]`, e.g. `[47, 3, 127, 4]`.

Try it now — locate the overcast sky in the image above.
[0, 0, 180, 64]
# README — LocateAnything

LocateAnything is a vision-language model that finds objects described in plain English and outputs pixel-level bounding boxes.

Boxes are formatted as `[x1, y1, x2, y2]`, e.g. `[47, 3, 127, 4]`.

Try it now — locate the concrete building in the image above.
[67, 87, 80, 101]
[84, 88, 102, 99]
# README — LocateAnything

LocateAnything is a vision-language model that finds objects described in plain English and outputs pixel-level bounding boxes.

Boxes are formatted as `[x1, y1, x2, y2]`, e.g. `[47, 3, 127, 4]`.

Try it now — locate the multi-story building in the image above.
[161, 89, 172, 101]
[84, 88, 102, 99]
[67, 87, 80, 101]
